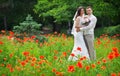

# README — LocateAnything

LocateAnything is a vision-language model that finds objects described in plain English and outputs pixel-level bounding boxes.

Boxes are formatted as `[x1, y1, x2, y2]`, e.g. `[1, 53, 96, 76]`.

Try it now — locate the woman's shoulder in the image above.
[76, 16, 81, 20]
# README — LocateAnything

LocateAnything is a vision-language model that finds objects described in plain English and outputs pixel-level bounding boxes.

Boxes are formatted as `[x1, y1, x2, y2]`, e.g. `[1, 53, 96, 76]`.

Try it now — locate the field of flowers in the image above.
[0, 31, 120, 76]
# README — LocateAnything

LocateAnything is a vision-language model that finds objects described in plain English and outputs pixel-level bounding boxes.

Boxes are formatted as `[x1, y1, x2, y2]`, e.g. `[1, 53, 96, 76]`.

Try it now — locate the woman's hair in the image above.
[75, 6, 84, 19]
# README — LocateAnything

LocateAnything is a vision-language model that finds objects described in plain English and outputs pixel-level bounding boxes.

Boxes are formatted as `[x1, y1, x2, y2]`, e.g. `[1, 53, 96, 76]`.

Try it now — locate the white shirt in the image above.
[80, 14, 97, 35]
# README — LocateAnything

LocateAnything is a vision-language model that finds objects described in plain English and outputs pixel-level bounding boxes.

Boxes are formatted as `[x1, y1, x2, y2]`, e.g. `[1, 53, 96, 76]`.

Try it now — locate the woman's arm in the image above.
[75, 17, 81, 32]
[75, 17, 81, 28]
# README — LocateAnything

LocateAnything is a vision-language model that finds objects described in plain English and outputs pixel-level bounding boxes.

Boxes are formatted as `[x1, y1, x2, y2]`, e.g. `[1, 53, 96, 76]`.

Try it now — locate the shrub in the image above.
[13, 14, 47, 42]
[95, 24, 120, 38]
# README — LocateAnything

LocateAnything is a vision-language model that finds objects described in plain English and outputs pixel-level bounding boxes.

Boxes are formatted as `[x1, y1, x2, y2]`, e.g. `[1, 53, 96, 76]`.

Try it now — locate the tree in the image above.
[34, 0, 120, 32]
[13, 14, 42, 36]
[0, 0, 37, 30]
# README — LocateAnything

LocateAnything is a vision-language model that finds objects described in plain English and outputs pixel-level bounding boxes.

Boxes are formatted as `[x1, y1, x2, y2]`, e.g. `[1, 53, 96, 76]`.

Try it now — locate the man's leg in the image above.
[84, 34, 96, 61]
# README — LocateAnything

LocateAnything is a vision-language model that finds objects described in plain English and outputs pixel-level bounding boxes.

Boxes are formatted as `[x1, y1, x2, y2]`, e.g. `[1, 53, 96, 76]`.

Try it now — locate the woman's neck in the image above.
[80, 14, 84, 17]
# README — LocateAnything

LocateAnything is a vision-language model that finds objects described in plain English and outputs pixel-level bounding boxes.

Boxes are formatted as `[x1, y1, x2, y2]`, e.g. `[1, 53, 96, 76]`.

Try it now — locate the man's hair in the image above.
[86, 6, 92, 9]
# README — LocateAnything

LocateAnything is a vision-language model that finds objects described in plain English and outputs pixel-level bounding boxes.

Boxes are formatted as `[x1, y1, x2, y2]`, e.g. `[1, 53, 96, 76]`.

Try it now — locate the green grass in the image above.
[0, 32, 120, 76]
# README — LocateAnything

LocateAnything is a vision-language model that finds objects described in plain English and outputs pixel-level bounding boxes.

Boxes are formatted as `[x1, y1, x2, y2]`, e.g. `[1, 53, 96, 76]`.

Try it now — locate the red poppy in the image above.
[31, 35, 36, 39]
[97, 61, 101, 64]
[70, 53, 75, 57]
[112, 47, 118, 53]
[9, 53, 13, 58]
[97, 74, 101, 76]
[118, 72, 120, 76]
[77, 47, 81, 51]
[1, 74, 5, 76]
[111, 73, 116, 76]
[0, 41, 3, 45]
[31, 63, 35, 66]
[52, 68, 56, 72]
[36, 40, 39, 43]
[62, 52, 67, 57]
[80, 57, 84, 61]
[55, 71, 63, 76]
[21, 61, 26, 66]
[41, 74, 45, 76]
[97, 38, 101, 45]
[102, 58, 107, 63]
[54, 56, 57, 60]
[6, 64, 12, 69]
[40, 55, 45, 59]
[101, 66, 106, 70]
[108, 53, 114, 60]
[1, 30, 6, 33]
[85, 66, 90, 71]
[23, 51, 30, 56]
[68, 65, 75, 72]
[91, 64, 96, 68]
[3, 58, 7, 61]
[10, 67, 14, 72]
[0, 50, 2, 53]
[115, 53, 119, 57]
[9, 31, 14, 36]
[83, 56, 87, 60]
[32, 57, 37, 62]
[76, 62, 83, 68]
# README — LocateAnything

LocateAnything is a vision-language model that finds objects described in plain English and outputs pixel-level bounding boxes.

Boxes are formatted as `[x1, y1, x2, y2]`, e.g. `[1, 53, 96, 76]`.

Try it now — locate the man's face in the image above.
[86, 8, 92, 15]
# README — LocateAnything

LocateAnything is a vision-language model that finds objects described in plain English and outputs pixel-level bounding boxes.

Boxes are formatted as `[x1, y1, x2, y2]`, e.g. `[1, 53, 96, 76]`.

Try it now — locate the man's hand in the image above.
[75, 26, 80, 28]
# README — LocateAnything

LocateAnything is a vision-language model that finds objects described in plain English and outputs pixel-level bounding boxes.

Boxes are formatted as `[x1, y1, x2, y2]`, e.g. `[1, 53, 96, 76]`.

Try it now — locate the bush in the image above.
[95, 25, 120, 37]
[13, 14, 47, 42]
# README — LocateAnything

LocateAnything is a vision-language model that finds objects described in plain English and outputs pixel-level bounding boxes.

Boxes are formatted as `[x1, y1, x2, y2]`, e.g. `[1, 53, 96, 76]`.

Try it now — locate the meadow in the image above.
[0, 31, 120, 76]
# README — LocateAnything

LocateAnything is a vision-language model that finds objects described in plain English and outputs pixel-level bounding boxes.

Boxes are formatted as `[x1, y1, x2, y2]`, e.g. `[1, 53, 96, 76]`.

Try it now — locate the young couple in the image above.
[68, 6, 97, 61]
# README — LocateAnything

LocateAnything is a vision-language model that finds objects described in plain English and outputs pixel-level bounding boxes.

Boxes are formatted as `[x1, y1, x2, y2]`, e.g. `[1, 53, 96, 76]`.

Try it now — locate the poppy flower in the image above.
[40, 55, 45, 59]
[62, 52, 67, 57]
[112, 47, 118, 53]
[91, 64, 96, 68]
[76, 62, 83, 68]
[68, 65, 75, 72]
[77, 47, 82, 51]
[85, 66, 90, 71]
[23, 51, 30, 56]
[0, 50, 2, 53]
[101, 66, 106, 70]
[70, 53, 75, 57]
[102, 58, 107, 63]
[0, 41, 3, 45]
[52, 68, 56, 72]
[111, 73, 116, 76]
[31, 35, 36, 39]
[21, 61, 26, 66]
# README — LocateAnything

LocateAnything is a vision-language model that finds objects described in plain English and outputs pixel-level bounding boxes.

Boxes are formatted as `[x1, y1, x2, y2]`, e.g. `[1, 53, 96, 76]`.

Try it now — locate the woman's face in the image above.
[80, 9, 84, 15]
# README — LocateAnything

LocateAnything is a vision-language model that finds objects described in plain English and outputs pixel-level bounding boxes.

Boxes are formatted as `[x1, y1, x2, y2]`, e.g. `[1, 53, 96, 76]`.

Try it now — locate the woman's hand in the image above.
[76, 27, 80, 32]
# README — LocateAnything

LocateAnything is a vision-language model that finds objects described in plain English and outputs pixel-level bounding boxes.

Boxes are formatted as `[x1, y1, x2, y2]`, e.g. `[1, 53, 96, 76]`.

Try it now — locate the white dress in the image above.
[68, 16, 90, 61]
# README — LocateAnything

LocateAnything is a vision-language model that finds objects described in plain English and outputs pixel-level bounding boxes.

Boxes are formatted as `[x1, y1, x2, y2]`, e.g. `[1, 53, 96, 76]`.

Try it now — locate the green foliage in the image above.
[34, 0, 81, 24]
[13, 14, 42, 36]
[13, 14, 48, 43]
[0, 0, 37, 30]
[0, 33, 120, 76]
[34, 0, 120, 28]
[95, 25, 120, 37]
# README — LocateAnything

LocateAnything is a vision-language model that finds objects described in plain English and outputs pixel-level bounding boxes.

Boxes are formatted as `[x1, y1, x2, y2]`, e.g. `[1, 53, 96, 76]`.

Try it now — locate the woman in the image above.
[68, 6, 90, 61]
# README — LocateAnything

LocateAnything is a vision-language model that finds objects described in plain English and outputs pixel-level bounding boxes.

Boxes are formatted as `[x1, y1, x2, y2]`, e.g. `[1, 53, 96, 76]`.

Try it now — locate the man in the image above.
[78, 6, 97, 61]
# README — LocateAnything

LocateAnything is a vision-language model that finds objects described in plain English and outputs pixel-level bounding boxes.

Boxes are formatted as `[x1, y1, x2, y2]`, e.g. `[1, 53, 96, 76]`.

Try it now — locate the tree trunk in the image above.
[52, 22, 56, 32]
[3, 16, 7, 30]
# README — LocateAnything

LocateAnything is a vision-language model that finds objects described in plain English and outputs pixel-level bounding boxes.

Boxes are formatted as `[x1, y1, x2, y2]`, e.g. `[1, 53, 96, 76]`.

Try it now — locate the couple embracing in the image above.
[68, 6, 97, 61]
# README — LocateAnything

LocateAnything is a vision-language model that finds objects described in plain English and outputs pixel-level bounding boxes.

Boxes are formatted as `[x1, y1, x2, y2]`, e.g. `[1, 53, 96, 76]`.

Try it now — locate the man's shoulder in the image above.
[92, 15, 97, 19]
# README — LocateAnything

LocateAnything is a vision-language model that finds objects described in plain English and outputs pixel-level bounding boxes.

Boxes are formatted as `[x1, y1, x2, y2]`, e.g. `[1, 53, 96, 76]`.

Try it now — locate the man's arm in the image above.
[80, 17, 97, 31]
